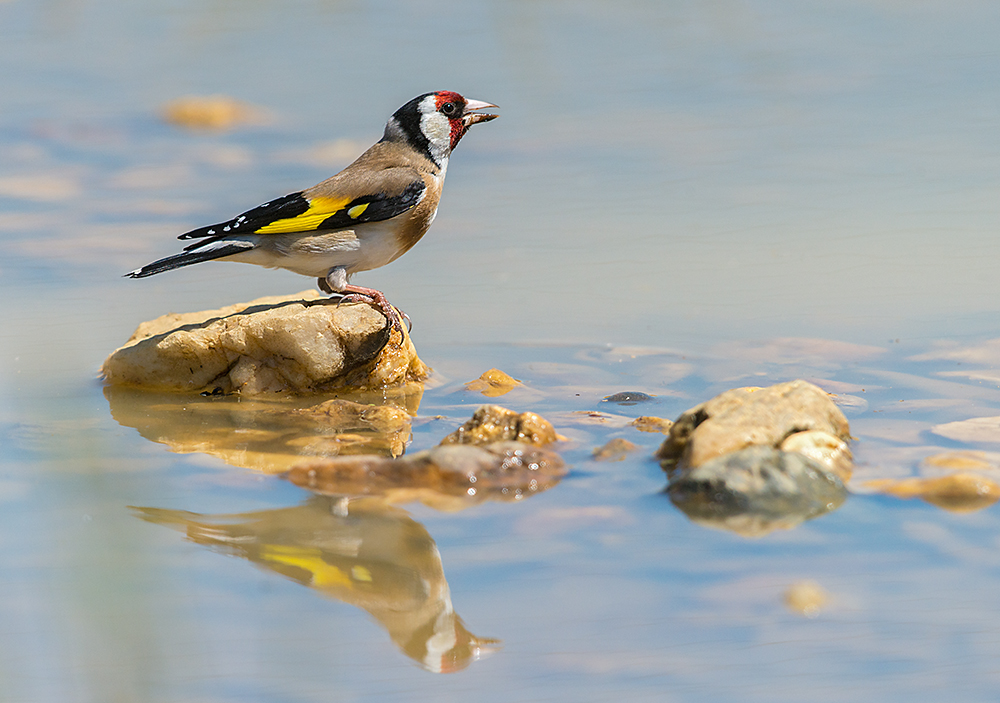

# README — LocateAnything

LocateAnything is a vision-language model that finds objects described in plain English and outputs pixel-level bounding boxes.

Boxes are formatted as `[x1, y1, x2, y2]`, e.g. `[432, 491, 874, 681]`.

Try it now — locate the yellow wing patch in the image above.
[347, 203, 369, 219]
[254, 196, 352, 234]
[260, 544, 355, 589]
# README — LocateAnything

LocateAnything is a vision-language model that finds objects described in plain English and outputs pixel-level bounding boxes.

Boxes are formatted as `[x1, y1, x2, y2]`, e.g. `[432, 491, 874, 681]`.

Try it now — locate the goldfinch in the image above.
[127, 91, 498, 331]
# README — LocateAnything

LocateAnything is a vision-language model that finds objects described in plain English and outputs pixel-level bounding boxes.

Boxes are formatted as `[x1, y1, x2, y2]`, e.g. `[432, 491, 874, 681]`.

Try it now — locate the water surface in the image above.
[3, 1, 1000, 701]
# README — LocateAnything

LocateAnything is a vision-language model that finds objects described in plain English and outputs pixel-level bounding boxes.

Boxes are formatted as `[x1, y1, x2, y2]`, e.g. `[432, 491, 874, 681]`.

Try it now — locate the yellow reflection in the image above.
[132, 497, 500, 673]
[104, 385, 422, 473]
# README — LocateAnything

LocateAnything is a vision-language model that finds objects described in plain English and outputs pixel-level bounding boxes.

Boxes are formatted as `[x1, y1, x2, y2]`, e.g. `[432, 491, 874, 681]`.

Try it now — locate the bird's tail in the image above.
[125, 241, 253, 278]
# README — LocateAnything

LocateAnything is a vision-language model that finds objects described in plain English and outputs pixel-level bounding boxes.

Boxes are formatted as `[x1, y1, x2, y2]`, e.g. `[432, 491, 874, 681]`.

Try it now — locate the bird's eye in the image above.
[441, 102, 458, 116]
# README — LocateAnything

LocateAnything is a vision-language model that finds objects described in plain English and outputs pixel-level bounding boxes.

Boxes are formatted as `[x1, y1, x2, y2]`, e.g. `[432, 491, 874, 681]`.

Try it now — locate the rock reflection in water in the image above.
[105, 386, 422, 472]
[286, 441, 567, 512]
[667, 446, 847, 538]
[132, 497, 500, 673]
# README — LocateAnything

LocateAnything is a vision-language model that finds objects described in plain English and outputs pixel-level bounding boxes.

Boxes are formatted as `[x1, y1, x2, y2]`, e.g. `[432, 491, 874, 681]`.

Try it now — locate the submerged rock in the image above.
[630, 416, 674, 434]
[102, 291, 429, 395]
[784, 580, 829, 618]
[866, 473, 1000, 513]
[592, 438, 639, 462]
[464, 368, 522, 397]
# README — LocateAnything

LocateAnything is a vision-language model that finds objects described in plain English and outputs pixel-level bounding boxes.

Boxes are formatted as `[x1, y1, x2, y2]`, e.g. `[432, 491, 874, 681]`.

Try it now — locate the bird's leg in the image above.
[322, 266, 405, 334]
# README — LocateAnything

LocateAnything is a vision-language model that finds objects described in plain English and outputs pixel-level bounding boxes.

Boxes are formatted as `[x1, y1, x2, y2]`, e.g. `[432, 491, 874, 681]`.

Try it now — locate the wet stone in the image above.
[464, 368, 522, 397]
[592, 438, 639, 462]
[865, 474, 1000, 513]
[784, 580, 829, 618]
[440, 405, 557, 446]
[630, 416, 674, 434]
[101, 291, 428, 395]
[603, 391, 655, 405]
[779, 429, 853, 482]
[657, 379, 851, 475]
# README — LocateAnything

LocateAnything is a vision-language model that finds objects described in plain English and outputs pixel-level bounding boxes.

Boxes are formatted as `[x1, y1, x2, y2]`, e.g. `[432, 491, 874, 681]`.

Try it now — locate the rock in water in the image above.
[657, 379, 851, 476]
[657, 380, 852, 536]
[102, 291, 429, 395]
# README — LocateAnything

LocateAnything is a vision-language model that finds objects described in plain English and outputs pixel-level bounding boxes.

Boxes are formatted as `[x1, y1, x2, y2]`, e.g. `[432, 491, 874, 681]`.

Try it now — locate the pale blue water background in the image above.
[4, 1, 1000, 701]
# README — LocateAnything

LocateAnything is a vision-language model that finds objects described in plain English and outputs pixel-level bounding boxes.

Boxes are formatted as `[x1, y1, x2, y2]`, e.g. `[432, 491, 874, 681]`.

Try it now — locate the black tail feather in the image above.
[125, 242, 253, 278]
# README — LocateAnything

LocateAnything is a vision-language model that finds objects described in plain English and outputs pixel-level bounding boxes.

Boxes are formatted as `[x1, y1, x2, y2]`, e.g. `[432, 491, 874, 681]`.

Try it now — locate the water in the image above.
[4, 1, 1000, 701]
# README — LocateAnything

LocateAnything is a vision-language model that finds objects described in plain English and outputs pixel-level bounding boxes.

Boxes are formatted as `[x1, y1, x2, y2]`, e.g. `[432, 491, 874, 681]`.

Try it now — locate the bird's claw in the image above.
[336, 293, 408, 336]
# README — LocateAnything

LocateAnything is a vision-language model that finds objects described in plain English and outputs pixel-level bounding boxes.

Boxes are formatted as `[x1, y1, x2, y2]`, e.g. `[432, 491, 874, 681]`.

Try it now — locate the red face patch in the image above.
[434, 91, 468, 150]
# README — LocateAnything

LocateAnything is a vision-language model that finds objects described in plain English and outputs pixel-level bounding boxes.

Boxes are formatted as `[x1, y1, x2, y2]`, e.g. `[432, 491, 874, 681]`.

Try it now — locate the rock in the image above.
[923, 450, 999, 471]
[285, 442, 567, 511]
[784, 580, 829, 617]
[630, 416, 674, 434]
[464, 368, 522, 397]
[101, 291, 429, 395]
[865, 474, 1000, 513]
[932, 416, 1000, 444]
[656, 380, 851, 475]
[439, 405, 557, 446]
[161, 95, 267, 130]
[658, 381, 851, 536]
[667, 446, 847, 536]
[602, 391, 655, 405]
[779, 430, 853, 482]
[284, 404, 564, 510]
[592, 438, 639, 462]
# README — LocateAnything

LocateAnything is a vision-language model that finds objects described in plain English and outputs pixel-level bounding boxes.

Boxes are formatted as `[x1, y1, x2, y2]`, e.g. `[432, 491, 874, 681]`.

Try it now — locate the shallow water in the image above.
[4, 1, 1000, 701]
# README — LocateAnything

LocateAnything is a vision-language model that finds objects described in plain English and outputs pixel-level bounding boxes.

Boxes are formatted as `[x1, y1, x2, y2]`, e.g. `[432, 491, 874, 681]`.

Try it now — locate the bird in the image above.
[126, 91, 498, 332]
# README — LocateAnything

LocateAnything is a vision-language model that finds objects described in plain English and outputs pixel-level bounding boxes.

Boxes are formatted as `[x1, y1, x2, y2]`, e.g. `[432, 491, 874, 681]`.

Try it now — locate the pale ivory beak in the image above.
[462, 99, 499, 126]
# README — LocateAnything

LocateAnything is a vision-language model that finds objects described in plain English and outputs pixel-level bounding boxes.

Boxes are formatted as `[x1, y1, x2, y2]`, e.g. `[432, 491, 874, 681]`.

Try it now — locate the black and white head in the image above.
[383, 91, 498, 169]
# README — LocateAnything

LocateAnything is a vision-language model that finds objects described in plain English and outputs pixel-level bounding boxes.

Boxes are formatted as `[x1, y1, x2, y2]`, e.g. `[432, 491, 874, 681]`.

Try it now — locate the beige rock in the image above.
[779, 430, 853, 482]
[592, 438, 639, 462]
[439, 405, 557, 447]
[932, 416, 1000, 444]
[657, 380, 851, 475]
[865, 474, 1000, 513]
[923, 450, 1000, 472]
[161, 95, 267, 130]
[102, 291, 429, 395]
[630, 416, 674, 434]
[784, 580, 829, 617]
[464, 368, 522, 397]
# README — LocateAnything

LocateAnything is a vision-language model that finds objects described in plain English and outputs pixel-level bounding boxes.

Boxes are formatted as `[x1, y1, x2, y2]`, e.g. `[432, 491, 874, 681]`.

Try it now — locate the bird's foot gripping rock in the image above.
[336, 294, 409, 334]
